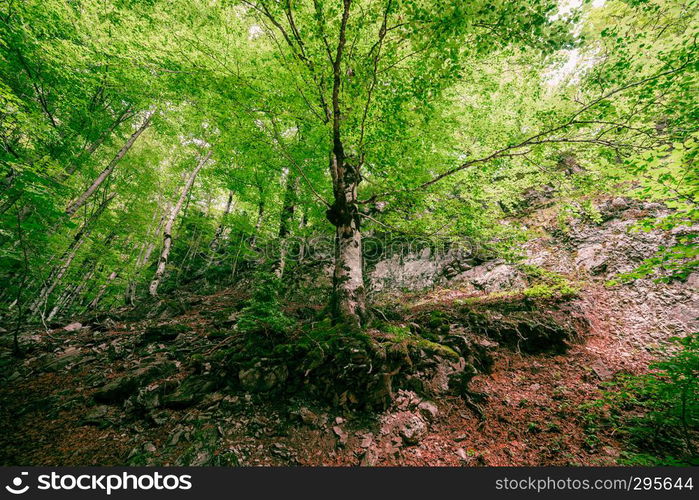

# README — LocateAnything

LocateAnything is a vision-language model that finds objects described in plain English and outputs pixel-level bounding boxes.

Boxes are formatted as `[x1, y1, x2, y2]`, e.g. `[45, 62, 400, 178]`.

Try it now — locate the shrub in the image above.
[587, 334, 698, 465]
[236, 273, 294, 337]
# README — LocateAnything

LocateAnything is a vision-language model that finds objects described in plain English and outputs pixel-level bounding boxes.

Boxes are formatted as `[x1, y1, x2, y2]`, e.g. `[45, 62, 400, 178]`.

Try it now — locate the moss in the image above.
[379, 323, 459, 360]
[523, 283, 578, 299]
[426, 310, 450, 334]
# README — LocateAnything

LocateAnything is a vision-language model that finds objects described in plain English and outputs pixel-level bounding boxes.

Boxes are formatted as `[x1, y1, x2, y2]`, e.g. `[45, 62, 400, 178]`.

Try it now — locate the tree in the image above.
[149, 150, 213, 297]
[241, 0, 571, 324]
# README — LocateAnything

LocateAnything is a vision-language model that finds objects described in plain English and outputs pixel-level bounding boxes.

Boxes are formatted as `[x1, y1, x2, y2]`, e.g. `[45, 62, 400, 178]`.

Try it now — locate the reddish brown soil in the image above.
[0, 285, 670, 466]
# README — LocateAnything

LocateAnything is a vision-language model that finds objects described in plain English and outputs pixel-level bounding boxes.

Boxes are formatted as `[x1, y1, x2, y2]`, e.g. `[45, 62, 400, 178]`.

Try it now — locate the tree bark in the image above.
[31, 192, 116, 316]
[273, 170, 298, 278]
[249, 198, 265, 249]
[46, 266, 94, 321]
[149, 150, 211, 296]
[126, 209, 165, 304]
[209, 191, 233, 254]
[61, 105, 134, 179]
[89, 270, 117, 310]
[327, 168, 365, 326]
[66, 110, 153, 216]
[205, 191, 234, 270]
[326, 0, 365, 325]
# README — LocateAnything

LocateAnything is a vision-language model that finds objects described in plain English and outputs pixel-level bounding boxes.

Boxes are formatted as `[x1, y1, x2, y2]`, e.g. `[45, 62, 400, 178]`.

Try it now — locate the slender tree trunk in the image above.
[249, 198, 265, 249]
[149, 150, 211, 296]
[204, 191, 234, 275]
[31, 192, 115, 316]
[126, 209, 165, 304]
[61, 105, 134, 179]
[273, 171, 298, 278]
[89, 270, 117, 309]
[209, 191, 233, 255]
[46, 266, 94, 321]
[66, 110, 153, 216]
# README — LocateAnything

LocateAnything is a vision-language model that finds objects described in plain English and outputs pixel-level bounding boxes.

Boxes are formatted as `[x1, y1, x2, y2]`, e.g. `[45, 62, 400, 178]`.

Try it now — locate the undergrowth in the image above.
[580, 334, 699, 465]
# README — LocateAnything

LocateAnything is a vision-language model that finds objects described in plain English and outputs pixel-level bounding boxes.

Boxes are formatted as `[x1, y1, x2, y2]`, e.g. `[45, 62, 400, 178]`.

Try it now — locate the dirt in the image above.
[0, 279, 678, 467]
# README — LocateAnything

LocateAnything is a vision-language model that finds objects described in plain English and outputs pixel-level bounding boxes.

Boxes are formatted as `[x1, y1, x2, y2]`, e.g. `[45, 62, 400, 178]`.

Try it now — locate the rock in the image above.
[141, 323, 189, 344]
[395, 412, 428, 445]
[148, 410, 170, 425]
[360, 446, 379, 466]
[360, 435, 373, 448]
[297, 407, 327, 427]
[298, 407, 318, 426]
[417, 401, 439, 422]
[456, 261, 527, 292]
[332, 426, 348, 447]
[81, 405, 114, 427]
[238, 362, 288, 392]
[38, 348, 82, 372]
[603, 446, 620, 457]
[191, 450, 213, 466]
[94, 360, 176, 403]
[456, 448, 474, 464]
[168, 429, 184, 446]
[591, 360, 614, 381]
[575, 244, 608, 275]
[163, 375, 219, 409]
[133, 387, 163, 411]
[63, 322, 83, 332]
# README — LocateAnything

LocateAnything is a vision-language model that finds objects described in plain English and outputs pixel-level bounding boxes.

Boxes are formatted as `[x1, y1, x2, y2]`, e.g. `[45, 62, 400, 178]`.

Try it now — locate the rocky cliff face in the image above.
[368, 197, 698, 340]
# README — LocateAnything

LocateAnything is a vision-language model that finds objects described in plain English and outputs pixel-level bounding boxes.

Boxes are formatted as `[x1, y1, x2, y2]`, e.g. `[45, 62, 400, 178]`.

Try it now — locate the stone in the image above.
[332, 426, 348, 447]
[396, 412, 428, 445]
[38, 348, 82, 372]
[298, 407, 318, 426]
[417, 401, 439, 422]
[456, 262, 527, 292]
[591, 360, 614, 381]
[456, 448, 474, 464]
[81, 405, 114, 427]
[63, 322, 83, 332]
[163, 375, 218, 409]
[142, 323, 189, 344]
[360, 435, 373, 448]
[360, 447, 379, 466]
[238, 362, 288, 392]
[94, 361, 176, 403]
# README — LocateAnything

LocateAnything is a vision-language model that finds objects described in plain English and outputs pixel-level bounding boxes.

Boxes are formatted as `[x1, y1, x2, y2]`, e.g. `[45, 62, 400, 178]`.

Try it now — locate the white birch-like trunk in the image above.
[149, 150, 211, 297]
[66, 110, 153, 216]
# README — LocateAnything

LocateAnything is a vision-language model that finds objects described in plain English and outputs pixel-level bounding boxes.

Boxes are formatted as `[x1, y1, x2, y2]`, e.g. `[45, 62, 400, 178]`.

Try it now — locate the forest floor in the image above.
[2, 197, 695, 466]
[0, 283, 669, 466]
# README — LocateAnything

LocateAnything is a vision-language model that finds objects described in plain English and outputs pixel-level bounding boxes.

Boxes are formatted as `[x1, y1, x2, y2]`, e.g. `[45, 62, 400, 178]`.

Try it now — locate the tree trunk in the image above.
[46, 266, 94, 321]
[61, 105, 134, 179]
[249, 198, 265, 249]
[208, 191, 234, 258]
[327, 170, 365, 326]
[66, 110, 153, 216]
[273, 171, 298, 278]
[326, 0, 365, 325]
[126, 209, 165, 304]
[149, 150, 211, 296]
[89, 270, 117, 309]
[31, 192, 116, 316]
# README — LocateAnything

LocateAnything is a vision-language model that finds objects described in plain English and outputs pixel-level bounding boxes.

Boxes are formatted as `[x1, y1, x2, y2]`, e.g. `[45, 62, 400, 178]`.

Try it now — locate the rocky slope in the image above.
[0, 198, 696, 466]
